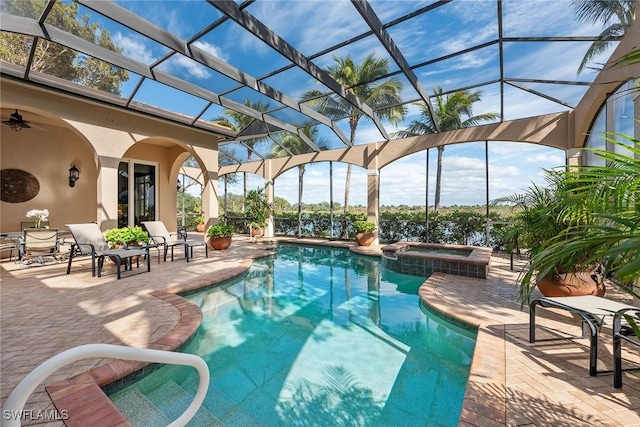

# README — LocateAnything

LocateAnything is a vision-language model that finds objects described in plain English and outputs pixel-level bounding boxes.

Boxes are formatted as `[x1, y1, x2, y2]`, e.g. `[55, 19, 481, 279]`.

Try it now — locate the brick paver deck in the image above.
[1, 237, 638, 426]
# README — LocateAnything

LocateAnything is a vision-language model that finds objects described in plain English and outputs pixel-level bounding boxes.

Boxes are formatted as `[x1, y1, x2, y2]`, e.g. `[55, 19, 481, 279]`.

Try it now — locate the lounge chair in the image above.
[66, 223, 150, 280]
[142, 221, 208, 262]
[20, 228, 60, 265]
[613, 307, 640, 388]
[530, 295, 638, 379]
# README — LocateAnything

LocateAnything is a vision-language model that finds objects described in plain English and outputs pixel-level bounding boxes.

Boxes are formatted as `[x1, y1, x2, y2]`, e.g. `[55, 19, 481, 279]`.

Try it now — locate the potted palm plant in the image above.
[246, 187, 271, 238]
[206, 223, 234, 250]
[518, 139, 639, 301]
[507, 169, 606, 302]
[514, 137, 640, 304]
[353, 220, 377, 246]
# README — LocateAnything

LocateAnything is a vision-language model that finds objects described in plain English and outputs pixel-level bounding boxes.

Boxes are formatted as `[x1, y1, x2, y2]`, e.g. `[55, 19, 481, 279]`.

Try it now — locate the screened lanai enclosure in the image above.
[1, 0, 638, 241]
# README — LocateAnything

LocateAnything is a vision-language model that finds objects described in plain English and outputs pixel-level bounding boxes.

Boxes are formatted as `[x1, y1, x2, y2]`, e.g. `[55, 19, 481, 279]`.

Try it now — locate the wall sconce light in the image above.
[68, 165, 80, 187]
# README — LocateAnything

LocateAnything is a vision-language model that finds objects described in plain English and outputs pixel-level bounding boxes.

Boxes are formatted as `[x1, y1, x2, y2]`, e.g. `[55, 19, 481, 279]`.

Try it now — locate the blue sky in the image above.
[74, 0, 615, 207]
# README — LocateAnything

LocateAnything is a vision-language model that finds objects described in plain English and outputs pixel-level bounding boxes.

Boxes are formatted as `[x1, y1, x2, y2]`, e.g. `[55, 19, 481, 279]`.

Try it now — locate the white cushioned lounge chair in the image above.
[142, 221, 208, 263]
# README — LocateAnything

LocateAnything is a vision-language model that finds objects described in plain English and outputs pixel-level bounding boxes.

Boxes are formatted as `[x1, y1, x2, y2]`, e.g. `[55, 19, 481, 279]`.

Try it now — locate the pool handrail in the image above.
[1, 343, 209, 427]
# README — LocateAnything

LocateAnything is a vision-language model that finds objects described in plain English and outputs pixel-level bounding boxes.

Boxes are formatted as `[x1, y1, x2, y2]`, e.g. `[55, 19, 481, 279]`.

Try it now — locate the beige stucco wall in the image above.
[0, 118, 97, 231]
[1, 78, 221, 234]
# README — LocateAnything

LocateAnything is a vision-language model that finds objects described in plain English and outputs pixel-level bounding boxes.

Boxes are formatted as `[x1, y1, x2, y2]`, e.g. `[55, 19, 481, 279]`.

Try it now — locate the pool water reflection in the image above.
[110, 244, 476, 426]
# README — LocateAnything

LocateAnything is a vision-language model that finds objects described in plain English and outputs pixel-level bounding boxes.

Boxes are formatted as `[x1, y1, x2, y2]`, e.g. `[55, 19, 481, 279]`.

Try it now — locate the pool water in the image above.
[109, 244, 476, 426]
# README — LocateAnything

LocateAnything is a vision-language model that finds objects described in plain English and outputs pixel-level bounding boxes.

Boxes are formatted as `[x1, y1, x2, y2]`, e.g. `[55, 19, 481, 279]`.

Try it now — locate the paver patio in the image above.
[1, 237, 638, 426]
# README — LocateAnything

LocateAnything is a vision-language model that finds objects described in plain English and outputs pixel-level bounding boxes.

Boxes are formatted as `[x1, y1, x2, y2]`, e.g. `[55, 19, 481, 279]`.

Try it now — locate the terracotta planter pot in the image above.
[251, 227, 264, 238]
[537, 270, 606, 297]
[355, 232, 375, 247]
[196, 223, 205, 233]
[208, 236, 231, 250]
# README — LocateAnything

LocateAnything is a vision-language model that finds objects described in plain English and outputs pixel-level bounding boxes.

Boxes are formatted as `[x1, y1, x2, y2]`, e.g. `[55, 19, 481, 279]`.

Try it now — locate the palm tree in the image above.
[301, 53, 406, 231]
[271, 125, 327, 237]
[395, 86, 499, 211]
[213, 100, 271, 214]
[570, 0, 636, 74]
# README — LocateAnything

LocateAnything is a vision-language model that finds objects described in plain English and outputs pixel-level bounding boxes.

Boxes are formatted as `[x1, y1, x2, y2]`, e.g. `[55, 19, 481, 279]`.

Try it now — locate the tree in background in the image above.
[570, 0, 635, 74]
[219, 173, 240, 218]
[302, 53, 406, 222]
[271, 125, 327, 237]
[395, 87, 498, 211]
[213, 99, 271, 213]
[0, 0, 128, 94]
[177, 156, 204, 228]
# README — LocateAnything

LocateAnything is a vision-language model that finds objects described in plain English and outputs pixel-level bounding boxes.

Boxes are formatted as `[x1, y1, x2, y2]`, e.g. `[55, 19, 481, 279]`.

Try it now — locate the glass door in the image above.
[117, 162, 129, 228]
[118, 161, 157, 227]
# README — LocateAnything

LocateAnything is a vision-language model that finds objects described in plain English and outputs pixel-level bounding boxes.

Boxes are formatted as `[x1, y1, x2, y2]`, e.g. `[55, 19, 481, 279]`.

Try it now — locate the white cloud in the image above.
[112, 33, 155, 64]
[525, 152, 564, 164]
[193, 41, 227, 61]
[249, 0, 368, 56]
[490, 165, 520, 177]
[170, 54, 211, 79]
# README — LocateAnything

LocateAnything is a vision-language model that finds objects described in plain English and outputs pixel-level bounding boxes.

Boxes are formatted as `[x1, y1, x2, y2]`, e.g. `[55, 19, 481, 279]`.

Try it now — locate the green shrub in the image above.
[206, 223, 234, 238]
[353, 220, 377, 234]
[105, 226, 150, 245]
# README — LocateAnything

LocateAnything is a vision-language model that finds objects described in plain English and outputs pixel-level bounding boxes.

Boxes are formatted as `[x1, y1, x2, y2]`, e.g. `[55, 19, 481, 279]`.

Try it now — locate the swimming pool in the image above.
[109, 244, 476, 426]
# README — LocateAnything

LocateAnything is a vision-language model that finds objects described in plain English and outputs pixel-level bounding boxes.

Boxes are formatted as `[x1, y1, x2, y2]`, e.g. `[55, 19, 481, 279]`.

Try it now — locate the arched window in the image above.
[584, 80, 638, 166]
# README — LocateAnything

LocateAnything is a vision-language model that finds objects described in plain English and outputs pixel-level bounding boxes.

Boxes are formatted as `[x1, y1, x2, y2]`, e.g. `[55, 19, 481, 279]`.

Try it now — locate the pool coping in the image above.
[419, 273, 506, 426]
[45, 243, 504, 426]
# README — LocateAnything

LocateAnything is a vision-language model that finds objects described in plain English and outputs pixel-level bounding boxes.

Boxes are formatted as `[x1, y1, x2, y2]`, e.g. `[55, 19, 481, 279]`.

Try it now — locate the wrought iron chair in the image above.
[20, 228, 60, 266]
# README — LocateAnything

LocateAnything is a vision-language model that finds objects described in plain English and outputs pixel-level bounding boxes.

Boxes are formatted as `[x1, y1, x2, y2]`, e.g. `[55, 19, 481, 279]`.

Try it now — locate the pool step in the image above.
[145, 379, 219, 426]
[110, 388, 170, 427]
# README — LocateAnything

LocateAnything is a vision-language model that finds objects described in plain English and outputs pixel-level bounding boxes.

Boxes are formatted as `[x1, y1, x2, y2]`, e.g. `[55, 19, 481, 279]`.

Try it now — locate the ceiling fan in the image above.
[2, 109, 32, 132]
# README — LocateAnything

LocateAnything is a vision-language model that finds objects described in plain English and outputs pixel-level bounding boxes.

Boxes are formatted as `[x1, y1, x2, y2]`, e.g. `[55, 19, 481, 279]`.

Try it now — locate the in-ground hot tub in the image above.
[382, 242, 492, 278]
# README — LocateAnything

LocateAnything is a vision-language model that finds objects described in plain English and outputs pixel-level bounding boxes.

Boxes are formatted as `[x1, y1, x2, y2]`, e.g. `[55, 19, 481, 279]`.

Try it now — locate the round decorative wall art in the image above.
[1, 169, 40, 203]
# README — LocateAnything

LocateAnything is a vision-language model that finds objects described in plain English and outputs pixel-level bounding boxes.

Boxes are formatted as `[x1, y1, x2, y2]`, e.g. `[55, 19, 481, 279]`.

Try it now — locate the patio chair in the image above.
[613, 307, 640, 388]
[530, 295, 639, 378]
[20, 228, 60, 266]
[142, 221, 208, 263]
[0, 241, 18, 262]
[65, 223, 150, 280]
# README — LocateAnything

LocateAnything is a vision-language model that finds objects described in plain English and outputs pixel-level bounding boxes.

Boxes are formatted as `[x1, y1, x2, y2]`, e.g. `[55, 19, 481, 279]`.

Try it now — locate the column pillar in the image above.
[264, 159, 274, 238]
[96, 156, 120, 231]
[191, 147, 218, 232]
[265, 178, 274, 238]
[566, 148, 582, 167]
[367, 169, 380, 245]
